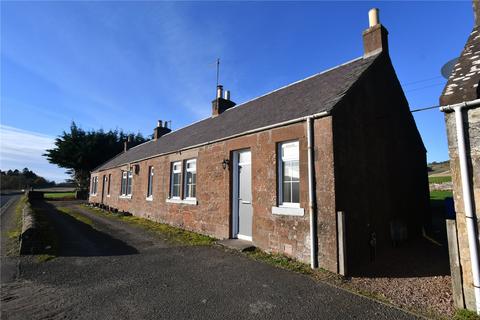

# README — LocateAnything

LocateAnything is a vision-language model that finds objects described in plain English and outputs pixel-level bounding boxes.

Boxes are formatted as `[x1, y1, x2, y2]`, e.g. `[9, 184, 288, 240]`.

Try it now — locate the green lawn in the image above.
[44, 192, 76, 199]
[428, 176, 452, 184]
[430, 190, 453, 201]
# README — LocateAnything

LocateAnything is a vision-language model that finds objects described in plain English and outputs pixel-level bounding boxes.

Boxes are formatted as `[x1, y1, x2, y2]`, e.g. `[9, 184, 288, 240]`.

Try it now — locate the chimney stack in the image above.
[362, 8, 389, 58]
[474, 0, 480, 26]
[153, 120, 172, 140]
[124, 135, 132, 152]
[212, 85, 236, 117]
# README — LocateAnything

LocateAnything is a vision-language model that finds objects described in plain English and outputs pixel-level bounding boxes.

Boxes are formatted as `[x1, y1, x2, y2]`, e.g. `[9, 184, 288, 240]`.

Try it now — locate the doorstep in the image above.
[217, 239, 255, 252]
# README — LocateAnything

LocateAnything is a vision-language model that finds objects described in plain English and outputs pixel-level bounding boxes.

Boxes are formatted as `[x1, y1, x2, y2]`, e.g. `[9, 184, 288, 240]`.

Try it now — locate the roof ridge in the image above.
[149, 55, 368, 142]
[93, 54, 378, 172]
[223, 55, 365, 113]
[91, 139, 154, 172]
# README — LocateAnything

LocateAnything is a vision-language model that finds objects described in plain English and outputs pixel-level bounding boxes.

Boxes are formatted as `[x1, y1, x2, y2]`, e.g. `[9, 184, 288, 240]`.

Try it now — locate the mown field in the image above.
[428, 176, 452, 184]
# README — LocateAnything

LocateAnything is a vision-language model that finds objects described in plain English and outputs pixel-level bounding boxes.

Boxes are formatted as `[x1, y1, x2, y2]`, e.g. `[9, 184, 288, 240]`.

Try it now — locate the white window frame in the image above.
[170, 161, 182, 199]
[146, 166, 154, 200]
[120, 171, 127, 196]
[126, 171, 133, 196]
[120, 170, 132, 198]
[278, 140, 300, 208]
[183, 159, 197, 200]
[91, 176, 98, 195]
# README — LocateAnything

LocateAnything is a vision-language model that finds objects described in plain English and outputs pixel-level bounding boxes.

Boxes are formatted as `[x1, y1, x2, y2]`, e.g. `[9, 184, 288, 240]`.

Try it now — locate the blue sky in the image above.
[0, 1, 473, 182]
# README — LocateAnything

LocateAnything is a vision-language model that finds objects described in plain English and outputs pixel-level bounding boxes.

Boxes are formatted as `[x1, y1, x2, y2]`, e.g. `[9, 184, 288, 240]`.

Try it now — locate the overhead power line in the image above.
[402, 76, 443, 87]
[410, 105, 440, 113]
[405, 82, 446, 93]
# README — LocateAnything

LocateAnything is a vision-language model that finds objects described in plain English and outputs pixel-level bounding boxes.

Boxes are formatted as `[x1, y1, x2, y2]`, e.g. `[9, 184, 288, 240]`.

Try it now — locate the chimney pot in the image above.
[224, 90, 231, 100]
[157, 120, 163, 128]
[368, 8, 379, 27]
[216, 85, 223, 99]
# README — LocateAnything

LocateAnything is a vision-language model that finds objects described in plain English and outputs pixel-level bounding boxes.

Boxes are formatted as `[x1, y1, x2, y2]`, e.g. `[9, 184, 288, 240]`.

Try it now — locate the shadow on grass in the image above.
[32, 200, 138, 257]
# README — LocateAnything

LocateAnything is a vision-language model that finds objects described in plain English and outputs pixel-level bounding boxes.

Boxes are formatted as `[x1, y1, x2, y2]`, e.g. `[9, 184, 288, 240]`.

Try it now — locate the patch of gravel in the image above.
[347, 274, 454, 318]
[322, 236, 456, 319]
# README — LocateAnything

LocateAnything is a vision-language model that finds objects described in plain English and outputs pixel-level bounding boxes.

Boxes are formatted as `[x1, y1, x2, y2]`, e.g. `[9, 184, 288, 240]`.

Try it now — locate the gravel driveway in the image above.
[1, 201, 418, 320]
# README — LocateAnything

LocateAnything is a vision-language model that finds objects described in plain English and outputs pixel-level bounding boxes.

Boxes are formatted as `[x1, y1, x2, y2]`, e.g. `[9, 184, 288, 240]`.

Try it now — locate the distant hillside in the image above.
[428, 160, 451, 177]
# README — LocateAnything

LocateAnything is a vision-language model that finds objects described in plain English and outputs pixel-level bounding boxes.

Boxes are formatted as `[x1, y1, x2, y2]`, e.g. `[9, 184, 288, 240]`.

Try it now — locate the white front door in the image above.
[232, 150, 253, 241]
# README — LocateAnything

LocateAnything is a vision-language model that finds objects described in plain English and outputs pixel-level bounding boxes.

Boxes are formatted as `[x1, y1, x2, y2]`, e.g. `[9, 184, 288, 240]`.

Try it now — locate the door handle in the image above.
[241, 200, 251, 204]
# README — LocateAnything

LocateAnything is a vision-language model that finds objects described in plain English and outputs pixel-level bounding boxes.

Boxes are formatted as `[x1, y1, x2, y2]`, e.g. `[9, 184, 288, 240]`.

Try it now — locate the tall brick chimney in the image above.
[124, 135, 132, 152]
[363, 8, 389, 58]
[153, 120, 171, 140]
[212, 85, 236, 117]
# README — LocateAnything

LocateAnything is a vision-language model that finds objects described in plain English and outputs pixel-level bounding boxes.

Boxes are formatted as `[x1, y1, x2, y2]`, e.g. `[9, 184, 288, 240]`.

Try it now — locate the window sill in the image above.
[166, 198, 198, 205]
[272, 206, 304, 216]
[119, 195, 132, 199]
[146, 196, 153, 202]
[106, 195, 110, 198]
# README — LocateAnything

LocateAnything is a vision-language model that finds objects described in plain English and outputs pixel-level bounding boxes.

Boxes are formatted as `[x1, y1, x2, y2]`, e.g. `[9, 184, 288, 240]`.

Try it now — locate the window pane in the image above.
[283, 182, 291, 203]
[283, 162, 292, 182]
[173, 173, 180, 185]
[126, 171, 132, 195]
[282, 141, 299, 161]
[292, 181, 299, 203]
[173, 184, 180, 197]
[291, 160, 299, 181]
[185, 171, 196, 198]
[147, 167, 153, 197]
[121, 173, 126, 195]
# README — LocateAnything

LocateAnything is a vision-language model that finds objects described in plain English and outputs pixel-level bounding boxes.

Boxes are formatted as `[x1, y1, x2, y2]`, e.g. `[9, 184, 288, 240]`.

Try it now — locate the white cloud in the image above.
[0, 125, 69, 182]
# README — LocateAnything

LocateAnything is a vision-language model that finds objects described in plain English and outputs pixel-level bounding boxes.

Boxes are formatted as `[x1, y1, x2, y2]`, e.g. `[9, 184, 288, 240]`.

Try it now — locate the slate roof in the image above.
[441, 25, 480, 102]
[94, 54, 379, 172]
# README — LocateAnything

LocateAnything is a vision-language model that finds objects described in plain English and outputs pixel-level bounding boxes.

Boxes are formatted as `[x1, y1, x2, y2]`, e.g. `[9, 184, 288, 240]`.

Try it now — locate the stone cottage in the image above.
[440, 2, 480, 313]
[89, 9, 429, 275]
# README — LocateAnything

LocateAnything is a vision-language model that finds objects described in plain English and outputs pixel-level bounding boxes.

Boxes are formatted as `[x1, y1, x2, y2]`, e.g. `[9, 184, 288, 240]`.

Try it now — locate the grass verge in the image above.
[241, 248, 403, 314]
[57, 206, 94, 226]
[81, 205, 215, 246]
[244, 248, 313, 275]
[29, 201, 59, 262]
[6, 195, 28, 256]
[44, 192, 76, 200]
[454, 309, 480, 320]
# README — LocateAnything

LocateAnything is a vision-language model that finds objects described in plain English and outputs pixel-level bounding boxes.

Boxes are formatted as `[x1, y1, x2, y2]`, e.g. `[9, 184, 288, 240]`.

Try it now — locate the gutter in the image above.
[440, 98, 480, 314]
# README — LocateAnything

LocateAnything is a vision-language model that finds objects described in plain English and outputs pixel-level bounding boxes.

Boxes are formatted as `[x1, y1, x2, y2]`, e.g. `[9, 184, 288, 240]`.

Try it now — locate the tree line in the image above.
[44, 122, 147, 191]
[0, 168, 56, 190]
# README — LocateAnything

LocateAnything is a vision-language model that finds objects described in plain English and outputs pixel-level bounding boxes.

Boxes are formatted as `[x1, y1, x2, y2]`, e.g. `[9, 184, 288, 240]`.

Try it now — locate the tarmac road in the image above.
[1, 201, 418, 320]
